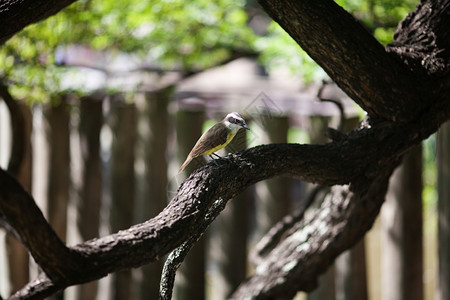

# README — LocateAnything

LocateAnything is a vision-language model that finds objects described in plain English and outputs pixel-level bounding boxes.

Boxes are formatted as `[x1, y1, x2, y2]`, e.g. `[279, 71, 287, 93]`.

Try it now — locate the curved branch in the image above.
[231, 172, 393, 298]
[3, 104, 447, 299]
[257, 0, 424, 122]
[159, 197, 228, 300]
[0, 170, 85, 283]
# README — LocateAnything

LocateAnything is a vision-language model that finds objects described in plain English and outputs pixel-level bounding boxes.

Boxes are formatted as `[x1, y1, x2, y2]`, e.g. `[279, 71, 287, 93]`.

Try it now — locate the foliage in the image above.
[335, 0, 418, 44]
[0, 0, 419, 102]
[0, 0, 255, 102]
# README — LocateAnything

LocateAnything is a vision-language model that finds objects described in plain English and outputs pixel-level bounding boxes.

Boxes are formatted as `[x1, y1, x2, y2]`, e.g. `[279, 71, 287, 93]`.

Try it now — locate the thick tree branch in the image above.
[0, 0, 78, 44]
[0, 170, 85, 283]
[4, 95, 449, 298]
[159, 197, 228, 300]
[231, 173, 392, 299]
[257, 0, 425, 122]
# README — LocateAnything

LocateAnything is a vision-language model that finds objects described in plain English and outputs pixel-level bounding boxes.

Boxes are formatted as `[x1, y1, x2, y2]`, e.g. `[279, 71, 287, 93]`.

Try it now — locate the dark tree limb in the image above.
[3, 97, 449, 299]
[256, 0, 430, 122]
[158, 197, 227, 300]
[0, 0, 77, 44]
[250, 185, 327, 265]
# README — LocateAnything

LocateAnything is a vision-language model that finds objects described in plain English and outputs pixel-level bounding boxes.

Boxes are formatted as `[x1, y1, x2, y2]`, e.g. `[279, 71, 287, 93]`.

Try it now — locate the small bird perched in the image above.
[178, 112, 250, 173]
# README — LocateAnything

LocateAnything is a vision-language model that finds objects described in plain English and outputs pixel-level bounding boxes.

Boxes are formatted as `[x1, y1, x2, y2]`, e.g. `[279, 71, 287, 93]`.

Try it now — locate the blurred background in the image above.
[0, 0, 447, 299]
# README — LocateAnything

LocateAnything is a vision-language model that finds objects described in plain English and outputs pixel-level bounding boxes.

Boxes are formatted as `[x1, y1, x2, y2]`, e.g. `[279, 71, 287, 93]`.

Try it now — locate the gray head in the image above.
[223, 112, 250, 130]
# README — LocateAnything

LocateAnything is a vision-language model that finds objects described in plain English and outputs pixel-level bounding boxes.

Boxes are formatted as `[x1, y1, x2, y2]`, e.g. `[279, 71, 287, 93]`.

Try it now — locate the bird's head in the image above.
[223, 112, 250, 131]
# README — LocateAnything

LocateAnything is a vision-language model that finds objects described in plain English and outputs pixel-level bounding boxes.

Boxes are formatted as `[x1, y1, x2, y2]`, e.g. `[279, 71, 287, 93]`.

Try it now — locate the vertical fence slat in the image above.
[381, 144, 423, 300]
[77, 93, 104, 300]
[307, 115, 335, 300]
[45, 97, 70, 242]
[335, 116, 368, 300]
[211, 128, 251, 299]
[109, 96, 137, 300]
[255, 114, 291, 238]
[135, 87, 172, 300]
[437, 121, 450, 300]
[174, 106, 206, 300]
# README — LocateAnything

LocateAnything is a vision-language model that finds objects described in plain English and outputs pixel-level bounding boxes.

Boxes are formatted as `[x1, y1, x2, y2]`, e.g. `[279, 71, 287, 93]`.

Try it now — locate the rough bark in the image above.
[0, 0, 449, 299]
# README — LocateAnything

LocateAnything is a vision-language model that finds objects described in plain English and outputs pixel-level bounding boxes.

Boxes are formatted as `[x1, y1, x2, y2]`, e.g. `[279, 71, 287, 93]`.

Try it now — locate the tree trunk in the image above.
[109, 96, 137, 300]
[174, 106, 206, 300]
[135, 87, 172, 300]
[5, 101, 32, 294]
[437, 121, 450, 300]
[381, 145, 423, 300]
[76, 93, 104, 300]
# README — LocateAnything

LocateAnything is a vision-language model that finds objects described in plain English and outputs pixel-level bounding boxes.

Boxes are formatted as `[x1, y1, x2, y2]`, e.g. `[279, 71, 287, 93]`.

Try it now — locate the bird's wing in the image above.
[189, 123, 228, 158]
[178, 123, 228, 173]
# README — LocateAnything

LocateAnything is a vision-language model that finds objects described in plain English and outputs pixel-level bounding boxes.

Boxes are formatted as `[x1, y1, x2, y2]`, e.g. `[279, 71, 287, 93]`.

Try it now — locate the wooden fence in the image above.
[0, 88, 445, 300]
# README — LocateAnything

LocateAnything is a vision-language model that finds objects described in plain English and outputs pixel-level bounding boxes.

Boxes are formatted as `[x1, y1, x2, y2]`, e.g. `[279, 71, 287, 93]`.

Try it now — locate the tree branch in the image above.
[0, 170, 85, 283]
[0, 0, 78, 44]
[257, 0, 425, 122]
[3, 97, 449, 298]
[159, 197, 228, 300]
[231, 174, 392, 299]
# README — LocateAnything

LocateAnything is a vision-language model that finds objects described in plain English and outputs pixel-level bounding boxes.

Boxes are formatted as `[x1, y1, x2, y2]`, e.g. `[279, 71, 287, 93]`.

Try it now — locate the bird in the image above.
[178, 112, 250, 173]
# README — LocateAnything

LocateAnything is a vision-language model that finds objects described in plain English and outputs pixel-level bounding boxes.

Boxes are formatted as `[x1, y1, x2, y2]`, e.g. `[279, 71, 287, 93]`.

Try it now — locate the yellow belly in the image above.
[204, 130, 237, 155]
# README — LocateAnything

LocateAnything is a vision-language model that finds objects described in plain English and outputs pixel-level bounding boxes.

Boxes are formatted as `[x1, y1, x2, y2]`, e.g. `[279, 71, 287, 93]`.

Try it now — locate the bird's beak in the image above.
[242, 123, 250, 130]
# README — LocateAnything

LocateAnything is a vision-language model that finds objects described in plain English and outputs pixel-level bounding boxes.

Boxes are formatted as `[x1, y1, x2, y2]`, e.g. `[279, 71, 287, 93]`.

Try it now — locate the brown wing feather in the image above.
[191, 123, 228, 156]
[178, 123, 228, 173]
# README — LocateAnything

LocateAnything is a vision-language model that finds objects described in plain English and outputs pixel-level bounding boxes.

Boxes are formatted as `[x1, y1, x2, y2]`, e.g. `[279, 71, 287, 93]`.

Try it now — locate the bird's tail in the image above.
[178, 157, 192, 173]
